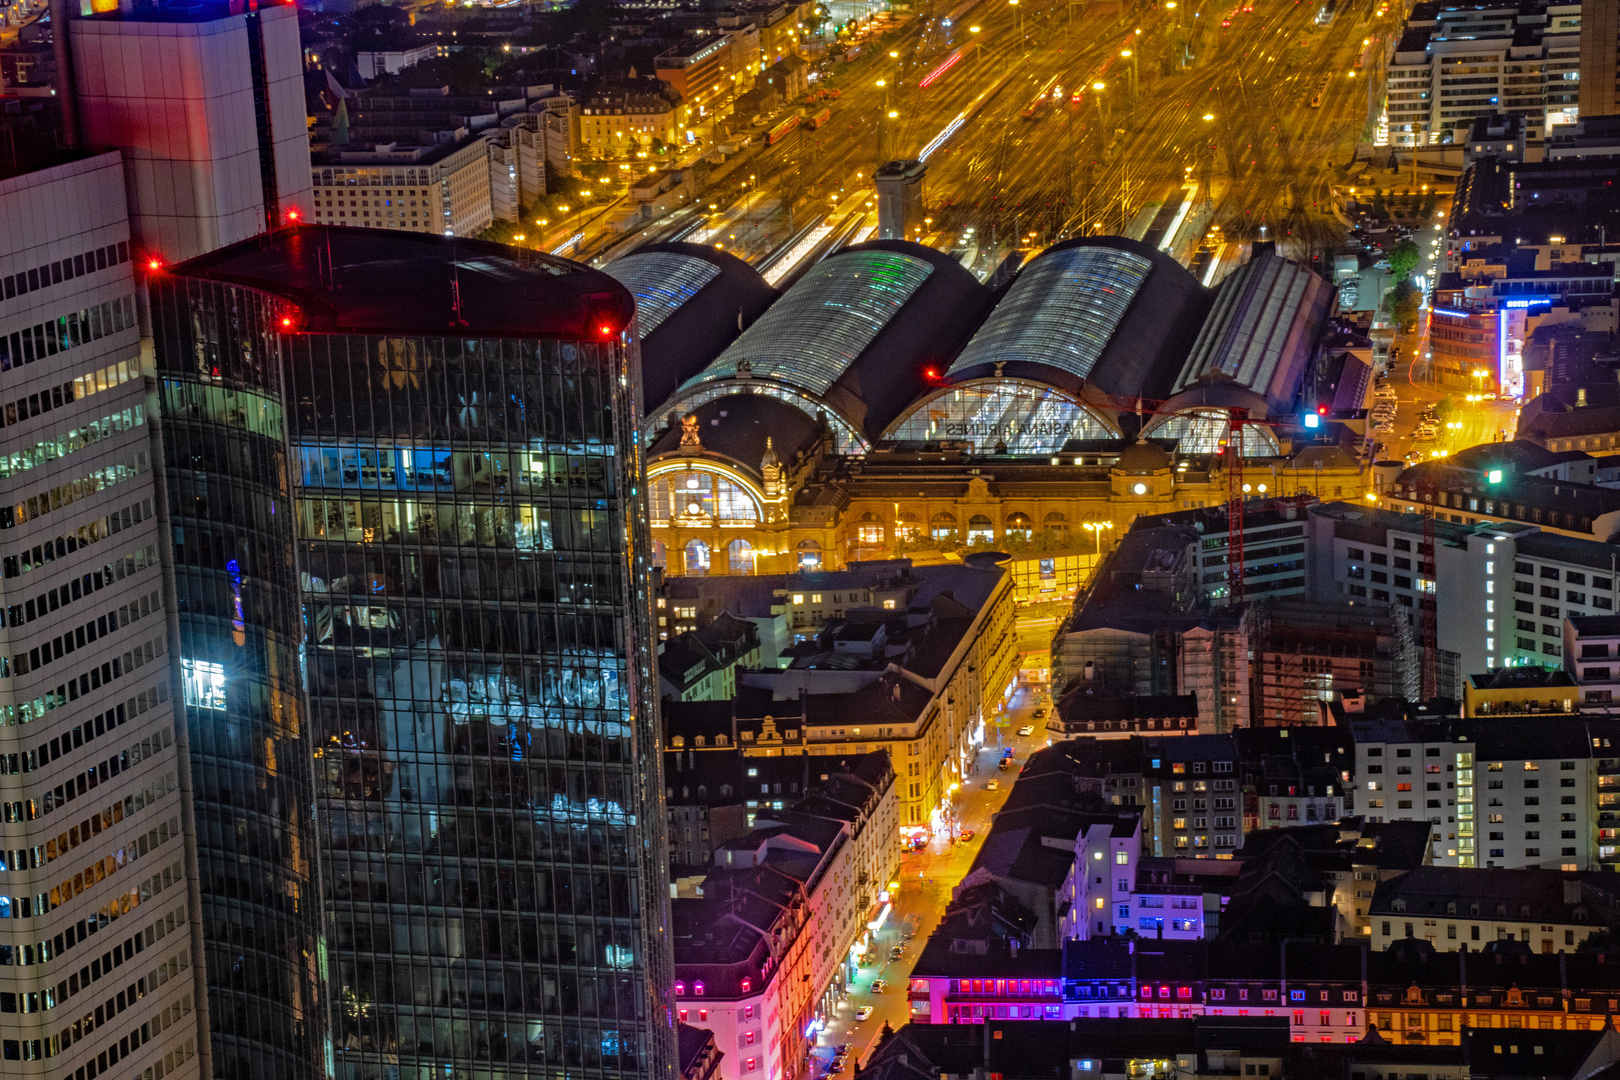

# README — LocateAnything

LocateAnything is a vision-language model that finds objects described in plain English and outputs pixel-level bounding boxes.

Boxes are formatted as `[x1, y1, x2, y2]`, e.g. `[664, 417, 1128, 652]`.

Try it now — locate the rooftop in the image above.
[171, 225, 632, 340]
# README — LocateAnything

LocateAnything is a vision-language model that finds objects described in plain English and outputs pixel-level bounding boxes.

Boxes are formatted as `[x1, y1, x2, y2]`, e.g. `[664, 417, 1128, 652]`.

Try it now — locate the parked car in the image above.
[854, 1006, 873, 1021]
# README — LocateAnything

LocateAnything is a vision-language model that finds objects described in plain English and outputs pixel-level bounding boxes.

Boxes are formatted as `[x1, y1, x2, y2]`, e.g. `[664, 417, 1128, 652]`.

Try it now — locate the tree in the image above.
[1385, 279, 1421, 330]
[477, 219, 524, 245]
[1388, 237, 1420, 282]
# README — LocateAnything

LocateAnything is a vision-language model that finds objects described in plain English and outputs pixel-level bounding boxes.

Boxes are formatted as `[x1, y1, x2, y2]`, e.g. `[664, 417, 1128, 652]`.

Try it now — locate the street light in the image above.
[1082, 521, 1115, 557]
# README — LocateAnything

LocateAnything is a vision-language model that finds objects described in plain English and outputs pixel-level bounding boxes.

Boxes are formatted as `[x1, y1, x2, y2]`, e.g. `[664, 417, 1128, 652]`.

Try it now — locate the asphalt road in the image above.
[805, 685, 1056, 1076]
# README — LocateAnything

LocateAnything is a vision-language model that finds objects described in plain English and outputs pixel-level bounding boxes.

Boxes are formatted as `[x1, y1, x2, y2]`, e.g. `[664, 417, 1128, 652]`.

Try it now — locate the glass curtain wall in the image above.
[149, 279, 325, 1080]
[286, 332, 670, 1080]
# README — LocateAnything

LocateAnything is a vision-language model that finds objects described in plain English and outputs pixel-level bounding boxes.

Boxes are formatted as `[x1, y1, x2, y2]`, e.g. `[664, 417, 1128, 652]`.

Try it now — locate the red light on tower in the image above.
[1316, 404, 1329, 416]
[598, 323, 615, 339]
[145, 256, 164, 273]
[286, 207, 301, 223]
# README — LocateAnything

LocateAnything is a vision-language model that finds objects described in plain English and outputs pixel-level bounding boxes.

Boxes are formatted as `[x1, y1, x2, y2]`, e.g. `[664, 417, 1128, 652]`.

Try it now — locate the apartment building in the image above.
[1349, 718, 1602, 872]
[672, 782, 898, 1080]
[662, 558, 1015, 836]
[654, 27, 761, 121]
[578, 81, 688, 161]
[1564, 614, 1620, 705]
[1312, 489, 1620, 675]
[1382, 0, 1583, 148]
[1367, 866, 1617, 952]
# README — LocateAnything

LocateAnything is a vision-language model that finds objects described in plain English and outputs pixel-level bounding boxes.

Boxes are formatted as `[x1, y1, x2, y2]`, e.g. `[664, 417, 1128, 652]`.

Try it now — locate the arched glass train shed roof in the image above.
[1171, 249, 1334, 411]
[944, 237, 1211, 405]
[656, 241, 990, 451]
[603, 242, 777, 412]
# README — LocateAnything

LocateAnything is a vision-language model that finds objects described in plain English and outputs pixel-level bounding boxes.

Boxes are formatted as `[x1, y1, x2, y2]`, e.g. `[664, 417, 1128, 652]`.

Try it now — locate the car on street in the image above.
[957, 829, 975, 843]
[985, 779, 1000, 790]
[889, 945, 904, 960]
[998, 757, 1013, 770]
[1017, 725, 1035, 736]
[871, 979, 887, 993]
[1033, 708, 1047, 719]
[855, 1006, 873, 1021]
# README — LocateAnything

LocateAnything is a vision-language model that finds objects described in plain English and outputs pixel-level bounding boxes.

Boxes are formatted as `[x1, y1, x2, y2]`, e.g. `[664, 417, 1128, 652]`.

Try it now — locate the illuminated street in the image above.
[808, 689, 1050, 1075]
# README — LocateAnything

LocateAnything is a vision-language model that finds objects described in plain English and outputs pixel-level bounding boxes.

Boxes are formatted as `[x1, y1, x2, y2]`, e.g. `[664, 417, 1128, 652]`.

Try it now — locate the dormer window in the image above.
[740, 977, 752, 993]
[672, 736, 686, 749]
[694, 981, 705, 996]
[675, 981, 686, 996]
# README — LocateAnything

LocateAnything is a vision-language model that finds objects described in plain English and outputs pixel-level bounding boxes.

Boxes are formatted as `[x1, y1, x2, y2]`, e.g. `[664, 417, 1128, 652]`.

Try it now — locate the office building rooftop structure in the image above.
[61, 0, 312, 262]
[147, 224, 674, 1080]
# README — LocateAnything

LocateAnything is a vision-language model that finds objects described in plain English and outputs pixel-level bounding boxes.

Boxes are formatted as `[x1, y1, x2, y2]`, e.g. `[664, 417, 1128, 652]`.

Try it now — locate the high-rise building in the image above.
[0, 151, 199, 1079]
[1580, 0, 1620, 117]
[1382, 0, 1583, 149]
[146, 226, 676, 1080]
[65, 0, 312, 262]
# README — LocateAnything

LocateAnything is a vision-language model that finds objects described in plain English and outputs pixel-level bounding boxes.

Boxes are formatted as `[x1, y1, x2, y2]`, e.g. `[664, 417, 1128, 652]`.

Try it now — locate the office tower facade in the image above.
[68, 0, 312, 263]
[148, 227, 676, 1080]
[0, 154, 203, 1078]
[1583, 0, 1620, 117]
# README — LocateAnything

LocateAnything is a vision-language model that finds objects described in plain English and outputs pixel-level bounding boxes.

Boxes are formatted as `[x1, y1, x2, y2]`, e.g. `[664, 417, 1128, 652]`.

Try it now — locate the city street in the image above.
[1374, 314, 1520, 466]
[806, 685, 1054, 1076]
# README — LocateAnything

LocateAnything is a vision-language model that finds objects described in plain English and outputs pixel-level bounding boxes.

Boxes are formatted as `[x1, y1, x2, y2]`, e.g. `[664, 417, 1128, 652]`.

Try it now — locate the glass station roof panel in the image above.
[686, 250, 936, 397]
[604, 252, 722, 337]
[948, 246, 1153, 381]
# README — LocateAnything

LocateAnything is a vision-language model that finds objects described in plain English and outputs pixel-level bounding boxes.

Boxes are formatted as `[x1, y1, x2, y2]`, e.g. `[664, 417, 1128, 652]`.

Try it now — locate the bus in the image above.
[766, 115, 801, 144]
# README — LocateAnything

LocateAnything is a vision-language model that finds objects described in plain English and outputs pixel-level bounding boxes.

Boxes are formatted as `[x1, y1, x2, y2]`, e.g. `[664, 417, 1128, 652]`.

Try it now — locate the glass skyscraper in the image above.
[147, 227, 674, 1080]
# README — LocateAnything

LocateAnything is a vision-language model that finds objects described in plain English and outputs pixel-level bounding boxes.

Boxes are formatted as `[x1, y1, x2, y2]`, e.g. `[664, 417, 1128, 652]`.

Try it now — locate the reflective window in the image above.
[797, 540, 822, 569]
[727, 538, 755, 574]
[948, 247, 1153, 382]
[884, 379, 1115, 452]
[931, 512, 958, 541]
[1004, 513, 1033, 541]
[604, 252, 721, 337]
[968, 515, 994, 543]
